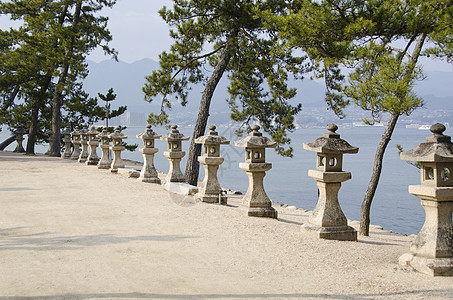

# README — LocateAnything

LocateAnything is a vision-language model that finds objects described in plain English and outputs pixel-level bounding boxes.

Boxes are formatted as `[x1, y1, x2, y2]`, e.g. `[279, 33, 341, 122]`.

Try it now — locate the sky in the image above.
[0, 0, 452, 72]
[87, 0, 174, 63]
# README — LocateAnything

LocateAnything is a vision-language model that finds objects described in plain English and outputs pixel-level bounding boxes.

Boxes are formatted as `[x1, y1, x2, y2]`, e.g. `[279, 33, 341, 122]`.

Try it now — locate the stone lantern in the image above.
[44, 129, 53, 155]
[194, 125, 230, 204]
[161, 125, 189, 183]
[13, 125, 27, 153]
[399, 123, 453, 276]
[234, 125, 277, 218]
[70, 126, 82, 160]
[97, 127, 111, 169]
[108, 126, 127, 173]
[78, 126, 89, 163]
[301, 124, 359, 241]
[85, 125, 100, 165]
[61, 127, 72, 159]
[137, 125, 161, 184]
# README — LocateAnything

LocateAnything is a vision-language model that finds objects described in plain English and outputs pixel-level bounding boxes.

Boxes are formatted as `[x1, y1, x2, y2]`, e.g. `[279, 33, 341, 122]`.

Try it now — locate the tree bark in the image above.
[49, 2, 81, 157]
[359, 34, 426, 236]
[1, 86, 20, 111]
[184, 29, 239, 186]
[26, 103, 39, 155]
[0, 135, 16, 151]
[359, 112, 399, 236]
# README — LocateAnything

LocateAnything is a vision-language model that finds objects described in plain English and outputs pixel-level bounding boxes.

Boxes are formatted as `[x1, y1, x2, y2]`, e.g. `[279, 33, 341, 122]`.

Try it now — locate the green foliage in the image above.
[96, 88, 127, 126]
[143, 0, 308, 157]
[0, 0, 117, 149]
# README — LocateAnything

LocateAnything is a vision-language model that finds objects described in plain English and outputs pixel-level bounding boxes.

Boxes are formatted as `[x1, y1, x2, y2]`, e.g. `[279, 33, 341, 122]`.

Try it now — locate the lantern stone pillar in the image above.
[86, 125, 100, 165]
[137, 125, 161, 184]
[161, 125, 189, 183]
[301, 124, 359, 241]
[13, 125, 27, 153]
[399, 123, 453, 276]
[70, 127, 82, 160]
[78, 126, 89, 163]
[109, 126, 127, 173]
[44, 129, 53, 155]
[235, 125, 277, 218]
[194, 125, 230, 204]
[61, 127, 72, 159]
[97, 127, 111, 169]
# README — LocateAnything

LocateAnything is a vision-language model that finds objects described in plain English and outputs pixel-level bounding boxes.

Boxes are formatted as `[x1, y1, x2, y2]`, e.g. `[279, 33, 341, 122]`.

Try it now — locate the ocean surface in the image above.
[2, 124, 448, 236]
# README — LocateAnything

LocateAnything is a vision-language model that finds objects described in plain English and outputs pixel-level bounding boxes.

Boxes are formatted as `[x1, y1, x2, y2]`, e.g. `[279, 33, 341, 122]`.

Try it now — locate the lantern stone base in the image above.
[195, 193, 227, 205]
[240, 205, 278, 218]
[301, 223, 357, 241]
[86, 159, 99, 166]
[140, 177, 161, 184]
[399, 253, 453, 276]
[97, 162, 110, 169]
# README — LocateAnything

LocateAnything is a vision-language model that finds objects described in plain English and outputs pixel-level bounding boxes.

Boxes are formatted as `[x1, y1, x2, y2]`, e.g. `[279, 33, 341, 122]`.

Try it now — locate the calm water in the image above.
[2, 125, 447, 235]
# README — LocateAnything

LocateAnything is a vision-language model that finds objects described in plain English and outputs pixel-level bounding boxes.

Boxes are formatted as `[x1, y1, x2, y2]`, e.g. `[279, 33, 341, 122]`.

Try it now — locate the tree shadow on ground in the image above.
[0, 289, 452, 300]
[0, 228, 195, 251]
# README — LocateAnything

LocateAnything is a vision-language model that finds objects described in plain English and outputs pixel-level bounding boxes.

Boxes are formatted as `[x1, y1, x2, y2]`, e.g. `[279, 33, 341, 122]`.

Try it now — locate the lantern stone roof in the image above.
[161, 125, 189, 141]
[108, 127, 127, 139]
[234, 125, 276, 149]
[15, 125, 27, 135]
[195, 125, 230, 145]
[137, 125, 161, 140]
[61, 127, 71, 135]
[71, 126, 82, 136]
[97, 127, 109, 139]
[80, 126, 88, 135]
[303, 124, 358, 154]
[400, 123, 453, 162]
[87, 125, 98, 137]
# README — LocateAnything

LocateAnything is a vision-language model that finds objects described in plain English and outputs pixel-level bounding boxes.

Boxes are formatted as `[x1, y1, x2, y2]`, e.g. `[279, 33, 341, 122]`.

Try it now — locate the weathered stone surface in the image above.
[70, 127, 82, 160]
[235, 125, 277, 219]
[61, 127, 72, 159]
[137, 125, 161, 184]
[117, 168, 140, 178]
[13, 125, 27, 153]
[399, 123, 453, 276]
[109, 127, 127, 173]
[86, 126, 100, 166]
[301, 124, 358, 241]
[97, 127, 111, 169]
[161, 125, 189, 183]
[78, 126, 89, 163]
[194, 125, 229, 205]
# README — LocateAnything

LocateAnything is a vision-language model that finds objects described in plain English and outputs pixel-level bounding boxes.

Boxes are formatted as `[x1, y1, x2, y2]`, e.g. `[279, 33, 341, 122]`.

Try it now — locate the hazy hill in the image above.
[83, 58, 453, 125]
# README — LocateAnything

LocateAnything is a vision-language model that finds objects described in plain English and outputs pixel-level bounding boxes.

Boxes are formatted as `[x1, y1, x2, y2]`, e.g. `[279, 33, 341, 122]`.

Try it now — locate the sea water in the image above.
[2, 125, 446, 235]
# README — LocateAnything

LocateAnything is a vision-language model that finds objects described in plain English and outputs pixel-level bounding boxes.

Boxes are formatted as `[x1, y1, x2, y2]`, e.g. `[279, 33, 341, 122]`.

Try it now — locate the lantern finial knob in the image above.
[327, 123, 338, 133]
[431, 123, 446, 135]
[251, 125, 262, 136]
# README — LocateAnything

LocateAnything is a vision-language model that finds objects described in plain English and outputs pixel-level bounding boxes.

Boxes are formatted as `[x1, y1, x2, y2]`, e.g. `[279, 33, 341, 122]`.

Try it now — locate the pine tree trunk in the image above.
[184, 29, 239, 186]
[48, 2, 81, 157]
[360, 113, 399, 236]
[1, 86, 19, 111]
[0, 136, 16, 151]
[26, 104, 39, 155]
[359, 34, 426, 236]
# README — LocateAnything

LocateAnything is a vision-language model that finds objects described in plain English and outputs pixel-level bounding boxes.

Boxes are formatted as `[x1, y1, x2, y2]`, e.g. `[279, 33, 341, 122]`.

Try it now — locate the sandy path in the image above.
[0, 151, 452, 300]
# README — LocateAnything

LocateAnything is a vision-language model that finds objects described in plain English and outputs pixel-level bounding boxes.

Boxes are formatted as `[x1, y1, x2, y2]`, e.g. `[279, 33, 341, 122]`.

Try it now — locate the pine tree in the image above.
[143, 0, 307, 185]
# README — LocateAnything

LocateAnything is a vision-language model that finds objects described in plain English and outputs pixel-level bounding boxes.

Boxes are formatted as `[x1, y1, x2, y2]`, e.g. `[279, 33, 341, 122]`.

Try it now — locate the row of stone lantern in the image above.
[56, 122, 453, 276]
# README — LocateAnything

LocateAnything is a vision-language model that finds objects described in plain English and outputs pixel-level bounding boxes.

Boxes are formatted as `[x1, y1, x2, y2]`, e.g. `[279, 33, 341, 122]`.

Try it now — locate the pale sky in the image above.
[87, 0, 174, 63]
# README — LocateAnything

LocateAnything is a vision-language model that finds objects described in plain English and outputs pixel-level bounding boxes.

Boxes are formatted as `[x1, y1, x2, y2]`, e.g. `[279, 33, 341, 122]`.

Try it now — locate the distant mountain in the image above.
[83, 58, 453, 126]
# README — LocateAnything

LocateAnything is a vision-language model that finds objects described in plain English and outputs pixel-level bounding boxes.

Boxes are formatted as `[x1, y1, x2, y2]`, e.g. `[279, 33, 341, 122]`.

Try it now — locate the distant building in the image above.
[125, 112, 147, 127]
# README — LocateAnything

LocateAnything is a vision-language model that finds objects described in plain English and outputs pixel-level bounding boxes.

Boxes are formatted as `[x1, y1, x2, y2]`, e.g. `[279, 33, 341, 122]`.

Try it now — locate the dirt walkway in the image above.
[0, 151, 452, 300]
